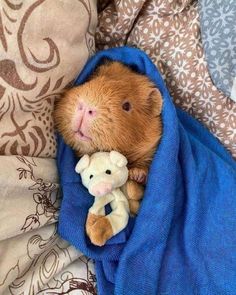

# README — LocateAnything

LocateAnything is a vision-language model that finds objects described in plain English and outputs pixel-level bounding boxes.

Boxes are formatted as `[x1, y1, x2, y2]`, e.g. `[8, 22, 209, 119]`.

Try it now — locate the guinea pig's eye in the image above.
[122, 101, 131, 112]
[90, 175, 93, 179]
[105, 170, 111, 175]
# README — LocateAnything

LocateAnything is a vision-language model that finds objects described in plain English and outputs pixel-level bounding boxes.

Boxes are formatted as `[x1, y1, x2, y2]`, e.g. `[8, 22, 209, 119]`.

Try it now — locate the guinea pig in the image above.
[54, 61, 163, 213]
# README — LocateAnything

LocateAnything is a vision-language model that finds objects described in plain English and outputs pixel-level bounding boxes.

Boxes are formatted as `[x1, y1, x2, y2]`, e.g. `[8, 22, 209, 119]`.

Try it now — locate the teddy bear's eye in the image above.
[90, 175, 93, 179]
[105, 170, 111, 175]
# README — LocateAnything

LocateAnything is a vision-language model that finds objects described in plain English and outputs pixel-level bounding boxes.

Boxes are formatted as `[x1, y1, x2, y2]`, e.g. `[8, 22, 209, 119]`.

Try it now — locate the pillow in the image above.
[0, 1, 97, 294]
[0, 0, 97, 157]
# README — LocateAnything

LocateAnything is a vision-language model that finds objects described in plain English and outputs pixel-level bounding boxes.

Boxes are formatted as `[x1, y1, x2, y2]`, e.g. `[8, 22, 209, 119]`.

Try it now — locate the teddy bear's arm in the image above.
[108, 190, 129, 235]
[112, 189, 130, 207]
[89, 193, 114, 216]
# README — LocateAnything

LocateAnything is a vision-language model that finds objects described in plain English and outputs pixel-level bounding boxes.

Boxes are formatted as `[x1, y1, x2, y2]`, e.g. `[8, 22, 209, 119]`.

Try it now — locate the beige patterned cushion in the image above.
[0, 155, 96, 295]
[0, 1, 97, 294]
[0, 0, 97, 157]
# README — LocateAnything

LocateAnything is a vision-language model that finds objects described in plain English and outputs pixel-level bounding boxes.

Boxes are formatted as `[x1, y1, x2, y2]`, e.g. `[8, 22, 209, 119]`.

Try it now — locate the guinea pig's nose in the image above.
[77, 102, 84, 111]
[77, 102, 97, 118]
[86, 107, 96, 117]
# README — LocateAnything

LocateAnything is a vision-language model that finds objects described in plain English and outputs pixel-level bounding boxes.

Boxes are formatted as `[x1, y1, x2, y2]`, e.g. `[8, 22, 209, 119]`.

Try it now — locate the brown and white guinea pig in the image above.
[54, 61, 163, 214]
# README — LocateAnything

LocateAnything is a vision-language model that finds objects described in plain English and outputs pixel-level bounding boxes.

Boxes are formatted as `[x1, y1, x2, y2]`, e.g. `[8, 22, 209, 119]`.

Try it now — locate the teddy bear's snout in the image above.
[90, 182, 113, 197]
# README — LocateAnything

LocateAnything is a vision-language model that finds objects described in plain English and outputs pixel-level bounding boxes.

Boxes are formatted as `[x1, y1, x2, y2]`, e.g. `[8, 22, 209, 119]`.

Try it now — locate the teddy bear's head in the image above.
[75, 151, 128, 197]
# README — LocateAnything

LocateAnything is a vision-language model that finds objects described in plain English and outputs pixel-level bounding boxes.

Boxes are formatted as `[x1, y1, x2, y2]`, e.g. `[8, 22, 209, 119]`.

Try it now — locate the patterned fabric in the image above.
[0, 1, 97, 294]
[0, 156, 96, 295]
[0, 0, 97, 157]
[96, 0, 236, 159]
[199, 0, 236, 101]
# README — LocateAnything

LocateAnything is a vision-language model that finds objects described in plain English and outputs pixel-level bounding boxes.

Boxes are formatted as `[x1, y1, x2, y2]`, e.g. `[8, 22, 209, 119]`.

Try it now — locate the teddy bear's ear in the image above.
[110, 151, 128, 167]
[75, 155, 90, 174]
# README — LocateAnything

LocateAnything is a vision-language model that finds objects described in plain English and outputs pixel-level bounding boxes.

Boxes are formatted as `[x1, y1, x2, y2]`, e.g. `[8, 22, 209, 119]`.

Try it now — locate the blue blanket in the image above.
[57, 47, 236, 295]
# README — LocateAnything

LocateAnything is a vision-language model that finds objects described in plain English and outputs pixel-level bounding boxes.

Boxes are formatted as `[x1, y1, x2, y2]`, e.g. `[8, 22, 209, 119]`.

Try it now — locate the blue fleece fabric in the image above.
[57, 47, 236, 295]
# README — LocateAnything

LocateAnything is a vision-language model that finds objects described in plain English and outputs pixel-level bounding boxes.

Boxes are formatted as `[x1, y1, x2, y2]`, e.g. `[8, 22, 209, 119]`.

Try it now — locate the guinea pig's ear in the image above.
[75, 155, 90, 174]
[148, 88, 163, 116]
[110, 151, 128, 168]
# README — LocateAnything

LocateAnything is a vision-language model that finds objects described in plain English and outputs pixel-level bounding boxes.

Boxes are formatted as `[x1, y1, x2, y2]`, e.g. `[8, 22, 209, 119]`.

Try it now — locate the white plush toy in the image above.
[75, 151, 130, 246]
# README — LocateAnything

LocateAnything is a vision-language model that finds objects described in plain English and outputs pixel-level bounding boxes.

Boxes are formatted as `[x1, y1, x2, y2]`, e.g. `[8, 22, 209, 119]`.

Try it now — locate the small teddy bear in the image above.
[75, 151, 130, 246]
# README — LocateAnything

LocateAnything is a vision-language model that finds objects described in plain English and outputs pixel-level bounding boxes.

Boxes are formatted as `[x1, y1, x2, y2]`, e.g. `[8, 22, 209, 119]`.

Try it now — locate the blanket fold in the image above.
[57, 47, 236, 295]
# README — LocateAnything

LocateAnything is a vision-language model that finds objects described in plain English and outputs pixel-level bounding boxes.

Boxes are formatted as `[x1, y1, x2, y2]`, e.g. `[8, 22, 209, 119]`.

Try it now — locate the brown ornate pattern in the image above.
[0, 1, 97, 294]
[0, 155, 97, 295]
[0, 226, 96, 295]
[0, 0, 97, 157]
[96, 0, 236, 158]
[16, 156, 59, 232]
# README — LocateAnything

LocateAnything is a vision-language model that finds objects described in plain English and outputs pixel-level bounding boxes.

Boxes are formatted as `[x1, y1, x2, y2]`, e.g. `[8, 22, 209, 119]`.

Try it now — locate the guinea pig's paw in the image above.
[86, 213, 103, 237]
[123, 180, 144, 215]
[89, 217, 113, 246]
[128, 199, 140, 216]
[125, 180, 144, 201]
[129, 168, 147, 185]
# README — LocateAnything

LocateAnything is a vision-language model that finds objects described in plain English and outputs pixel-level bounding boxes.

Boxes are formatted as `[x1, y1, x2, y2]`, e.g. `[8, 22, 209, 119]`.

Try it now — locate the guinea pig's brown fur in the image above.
[54, 61, 162, 174]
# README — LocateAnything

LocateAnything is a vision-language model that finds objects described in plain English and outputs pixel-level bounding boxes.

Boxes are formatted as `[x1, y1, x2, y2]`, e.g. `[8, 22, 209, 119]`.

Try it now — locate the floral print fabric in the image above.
[96, 0, 236, 158]
[199, 0, 236, 102]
